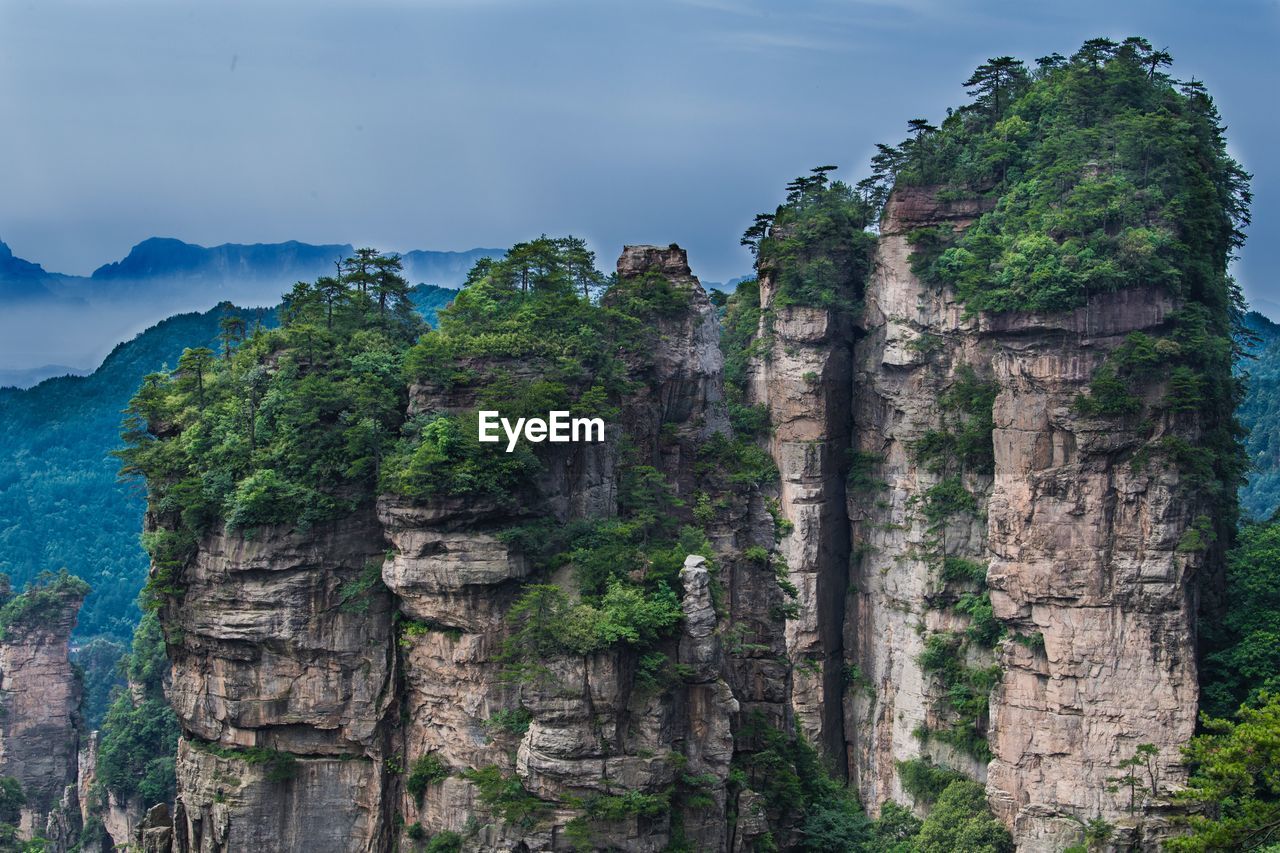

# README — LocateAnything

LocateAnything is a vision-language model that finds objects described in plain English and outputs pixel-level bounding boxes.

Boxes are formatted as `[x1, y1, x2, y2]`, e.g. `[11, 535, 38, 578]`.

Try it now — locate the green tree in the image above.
[175, 346, 214, 407]
[1170, 694, 1280, 851]
[0, 777, 23, 824]
[218, 314, 246, 359]
[962, 56, 1028, 126]
[914, 780, 1013, 853]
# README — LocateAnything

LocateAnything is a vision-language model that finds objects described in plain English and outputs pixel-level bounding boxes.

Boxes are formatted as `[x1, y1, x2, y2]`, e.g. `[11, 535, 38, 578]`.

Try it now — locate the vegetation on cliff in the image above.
[0, 568, 89, 640]
[742, 166, 877, 312]
[876, 37, 1249, 317]
[96, 612, 181, 807]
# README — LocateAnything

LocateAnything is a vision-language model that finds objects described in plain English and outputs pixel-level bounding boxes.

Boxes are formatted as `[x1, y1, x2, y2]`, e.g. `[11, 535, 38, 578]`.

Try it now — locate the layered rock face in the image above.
[844, 188, 998, 801]
[746, 255, 854, 763]
[161, 245, 793, 852]
[757, 185, 1209, 849]
[165, 513, 397, 851]
[983, 286, 1199, 850]
[153, 225, 1213, 850]
[0, 585, 85, 843]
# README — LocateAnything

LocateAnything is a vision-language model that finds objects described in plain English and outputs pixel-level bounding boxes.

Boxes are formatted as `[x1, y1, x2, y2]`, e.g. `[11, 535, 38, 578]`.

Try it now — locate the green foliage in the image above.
[955, 591, 1002, 647]
[719, 279, 767, 424]
[337, 560, 387, 615]
[564, 790, 670, 848]
[846, 451, 887, 494]
[1200, 520, 1280, 717]
[748, 167, 877, 311]
[0, 569, 89, 640]
[881, 43, 1249, 568]
[734, 712, 847, 829]
[422, 831, 463, 853]
[503, 580, 683, 665]
[1170, 693, 1280, 851]
[95, 610, 180, 805]
[485, 707, 533, 737]
[941, 556, 987, 585]
[382, 412, 541, 505]
[697, 430, 779, 488]
[386, 236, 702, 507]
[406, 753, 449, 804]
[1106, 742, 1160, 816]
[916, 633, 1001, 761]
[914, 780, 1013, 853]
[1074, 365, 1143, 418]
[189, 741, 300, 783]
[97, 696, 180, 804]
[884, 41, 1248, 317]
[921, 476, 978, 525]
[116, 255, 431, 611]
[463, 766, 548, 828]
[896, 757, 965, 805]
[71, 636, 126, 729]
[0, 778, 23, 825]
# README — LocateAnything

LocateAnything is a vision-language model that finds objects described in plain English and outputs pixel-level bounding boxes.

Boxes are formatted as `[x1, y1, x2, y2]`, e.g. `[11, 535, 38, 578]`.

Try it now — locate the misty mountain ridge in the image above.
[0, 237, 504, 385]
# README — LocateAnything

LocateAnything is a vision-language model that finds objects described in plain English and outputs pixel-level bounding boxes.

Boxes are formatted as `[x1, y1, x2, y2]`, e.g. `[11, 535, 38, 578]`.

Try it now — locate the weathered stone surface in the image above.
[985, 303, 1202, 841]
[165, 512, 395, 752]
[149, 226, 1211, 851]
[172, 739, 387, 852]
[845, 185, 1208, 849]
[845, 185, 995, 809]
[746, 260, 855, 762]
[0, 584, 85, 842]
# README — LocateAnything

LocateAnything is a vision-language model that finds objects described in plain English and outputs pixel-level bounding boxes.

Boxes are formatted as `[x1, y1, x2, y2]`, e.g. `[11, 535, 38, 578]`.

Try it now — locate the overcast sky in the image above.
[2, 0, 1276, 309]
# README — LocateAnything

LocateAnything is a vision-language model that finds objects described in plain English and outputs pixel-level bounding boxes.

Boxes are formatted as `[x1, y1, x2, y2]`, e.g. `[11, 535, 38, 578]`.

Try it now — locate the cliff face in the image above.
[746, 252, 854, 764]
[152, 223, 1216, 850]
[0, 583, 86, 844]
[844, 187, 998, 799]
[747, 185, 1210, 849]
[162, 245, 793, 852]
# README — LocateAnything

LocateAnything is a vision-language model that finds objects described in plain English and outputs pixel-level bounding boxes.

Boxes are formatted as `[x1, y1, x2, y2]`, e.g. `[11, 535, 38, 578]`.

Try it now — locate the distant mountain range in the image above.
[0, 237, 502, 385]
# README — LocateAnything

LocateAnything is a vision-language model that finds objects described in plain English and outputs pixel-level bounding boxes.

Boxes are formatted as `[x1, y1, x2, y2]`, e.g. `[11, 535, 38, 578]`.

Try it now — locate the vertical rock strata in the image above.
[983, 285, 1198, 849]
[842, 186, 1208, 848]
[155, 227, 1215, 850]
[746, 256, 853, 763]
[162, 245, 791, 852]
[166, 513, 397, 851]
[846, 187, 997, 803]
[0, 583, 86, 843]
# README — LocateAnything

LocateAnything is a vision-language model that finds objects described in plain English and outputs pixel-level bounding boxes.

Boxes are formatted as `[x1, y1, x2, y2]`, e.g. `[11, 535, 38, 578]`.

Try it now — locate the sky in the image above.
[2, 0, 1277, 309]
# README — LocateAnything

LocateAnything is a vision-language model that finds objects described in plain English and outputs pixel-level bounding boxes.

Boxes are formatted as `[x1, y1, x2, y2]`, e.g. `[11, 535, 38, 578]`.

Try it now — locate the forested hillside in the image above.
[0, 284, 453, 640]
[1239, 311, 1280, 518]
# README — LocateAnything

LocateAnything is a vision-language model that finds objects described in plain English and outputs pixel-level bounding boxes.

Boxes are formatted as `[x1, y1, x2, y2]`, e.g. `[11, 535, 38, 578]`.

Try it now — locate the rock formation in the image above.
[749, 185, 1214, 850]
[0, 579, 86, 846]
[141, 229, 1220, 851]
[154, 245, 794, 852]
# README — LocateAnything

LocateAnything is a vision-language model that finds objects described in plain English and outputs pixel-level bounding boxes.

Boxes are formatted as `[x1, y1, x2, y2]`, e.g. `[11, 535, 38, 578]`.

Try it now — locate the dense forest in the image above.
[1238, 311, 1280, 518]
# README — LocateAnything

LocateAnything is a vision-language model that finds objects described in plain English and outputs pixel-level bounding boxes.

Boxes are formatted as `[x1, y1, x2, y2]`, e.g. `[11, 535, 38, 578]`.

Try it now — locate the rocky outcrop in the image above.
[158, 245, 793, 852]
[984, 285, 1197, 848]
[840, 185, 1208, 848]
[844, 187, 997, 804]
[746, 253, 855, 763]
[0, 582, 86, 845]
[140, 221, 1214, 850]
[164, 512, 397, 851]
